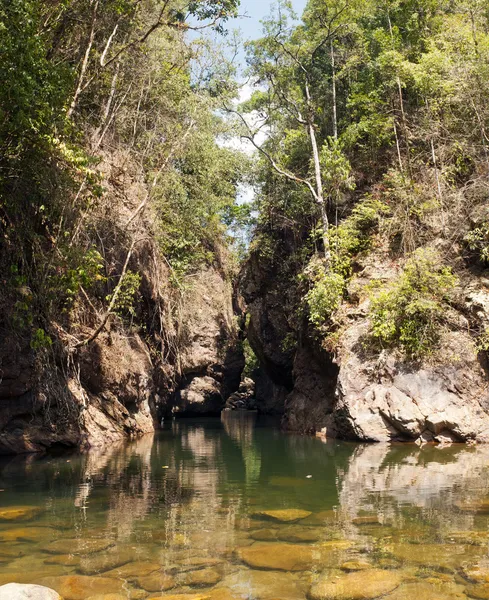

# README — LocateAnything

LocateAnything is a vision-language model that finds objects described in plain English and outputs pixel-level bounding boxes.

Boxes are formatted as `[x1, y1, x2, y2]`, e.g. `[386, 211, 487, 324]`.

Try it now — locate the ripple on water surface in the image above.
[1, 413, 489, 599]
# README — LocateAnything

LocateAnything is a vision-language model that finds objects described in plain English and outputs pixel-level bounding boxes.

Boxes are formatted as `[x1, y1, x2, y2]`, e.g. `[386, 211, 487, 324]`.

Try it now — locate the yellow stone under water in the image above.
[251, 509, 312, 522]
[309, 569, 402, 600]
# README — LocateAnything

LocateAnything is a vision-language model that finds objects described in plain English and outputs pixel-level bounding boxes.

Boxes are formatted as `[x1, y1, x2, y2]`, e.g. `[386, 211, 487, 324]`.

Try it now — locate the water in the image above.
[1, 413, 489, 599]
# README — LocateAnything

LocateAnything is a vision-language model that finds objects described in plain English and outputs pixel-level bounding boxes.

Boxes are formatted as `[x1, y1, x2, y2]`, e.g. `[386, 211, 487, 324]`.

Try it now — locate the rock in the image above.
[44, 555, 81, 567]
[301, 511, 337, 526]
[0, 507, 44, 522]
[465, 583, 489, 599]
[41, 538, 114, 556]
[237, 541, 346, 571]
[180, 568, 222, 587]
[38, 575, 124, 600]
[251, 509, 312, 523]
[340, 560, 372, 571]
[0, 583, 61, 600]
[179, 557, 225, 568]
[103, 560, 160, 579]
[0, 546, 26, 559]
[333, 321, 489, 443]
[461, 559, 489, 583]
[136, 572, 175, 592]
[456, 500, 489, 513]
[77, 546, 136, 575]
[174, 376, 223, 415]
[85, 595, 128, 600]
[278, 526, 321, 543]
[385, 543, 477, 571]
[383, 581, 467, 599]
[0, 527, 59, 543]
[250, 529, 278, 541]
[351, 515, 381, 526]
[218, 569, 308, 600]
[308, 569, 402, 600]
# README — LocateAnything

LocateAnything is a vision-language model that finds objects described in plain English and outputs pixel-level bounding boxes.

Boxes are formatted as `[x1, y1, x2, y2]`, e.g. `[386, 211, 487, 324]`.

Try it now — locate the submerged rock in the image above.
[0, 583, 61, 600]
[103, 560, 160, 579]
[385, 542, 477, 571]
[340, 560, 372, 571]
[383, 581, 467, 599]
[308, 569, 402, 600]
[218, 569, 308, 600]
[237, 541, 346, 571]
[136, 572, 175, 592]
[251, 509, 312, 523]
[0, 527, 59, 543]
[77, 545, 136, 575]
[180, 568, 222, 587]
[41, 538, 114, 556]
[465, 583, 489, 599]
[0, 507, 43, 522]
[37, 575, 124, 600]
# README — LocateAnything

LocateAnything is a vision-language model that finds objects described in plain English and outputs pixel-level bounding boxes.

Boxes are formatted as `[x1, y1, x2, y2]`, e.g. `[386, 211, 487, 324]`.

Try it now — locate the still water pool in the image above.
[1, 412, 489, 599]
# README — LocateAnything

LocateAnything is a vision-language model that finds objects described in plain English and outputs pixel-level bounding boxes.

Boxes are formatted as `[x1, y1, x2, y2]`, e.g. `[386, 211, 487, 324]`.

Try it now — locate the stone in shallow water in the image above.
[77, 545, 136, 574]
[38, 575, 124, 600]
[340, 560, 372, 572]
[218, 568, 308, 600]
[465, 583, 489, 599]
[237, 542, 345, 571]
[0, 545, 25, 559]
[42, 538, 114, 556]
[301, 511, 337, 526]
[179, 557, 225, 568]
[251, 510, 312, 523]
[0, 583, 61, 600]
[0, 527, 59, 543]
[250, 529, 278, 542]
[180, 568, 222, 587]
[278, 527, 321, 544]
[104, 560, 160, 579]
[44, 554, 81, 567]
[308, 569, 402, 600]
[461, 560, 489, 583]
[383, 581, 467, 599]
[384, 543, 477, 571]
[0, 507, 44, 522]
[351, 515, 381, 526]
[136, 572, 175, 592]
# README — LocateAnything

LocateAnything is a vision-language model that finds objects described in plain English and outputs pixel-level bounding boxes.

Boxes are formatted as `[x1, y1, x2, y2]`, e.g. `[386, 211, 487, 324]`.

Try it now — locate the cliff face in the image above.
[241, 223, 489, 444]
[0, 154, 244, 455]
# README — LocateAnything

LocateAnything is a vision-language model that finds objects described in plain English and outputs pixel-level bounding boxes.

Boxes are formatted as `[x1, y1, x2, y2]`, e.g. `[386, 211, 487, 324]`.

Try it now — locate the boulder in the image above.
[308, 569, 402, 600]
[0, 584, 61, 600]
[251, 509, 312, 523]
[174, 376, 223, 415]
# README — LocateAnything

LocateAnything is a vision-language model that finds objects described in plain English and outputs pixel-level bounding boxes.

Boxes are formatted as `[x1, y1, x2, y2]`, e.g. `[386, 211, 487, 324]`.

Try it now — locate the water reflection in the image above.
[1, 416, 489, 598]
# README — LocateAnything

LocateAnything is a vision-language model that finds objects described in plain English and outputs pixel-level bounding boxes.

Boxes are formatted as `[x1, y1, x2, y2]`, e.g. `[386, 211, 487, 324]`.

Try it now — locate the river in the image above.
[0, 412, 488, 599]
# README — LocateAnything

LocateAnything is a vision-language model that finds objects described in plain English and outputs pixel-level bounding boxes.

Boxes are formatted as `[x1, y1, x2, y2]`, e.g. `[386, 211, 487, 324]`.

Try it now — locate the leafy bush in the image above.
[242, 338, 259, 378]
[464, 223, 489, 265]
[369, 248, 457, 357]
[109, 271, 142, 318]
[303, 197, 389, 330]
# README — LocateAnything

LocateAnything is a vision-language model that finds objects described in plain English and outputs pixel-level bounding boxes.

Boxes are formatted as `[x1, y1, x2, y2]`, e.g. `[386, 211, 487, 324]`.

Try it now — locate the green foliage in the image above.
[109, 271, 142, 318]
[242, 338, 259, 378]
[303, 256, 345, 328]
[465, 223, 489, 264]
[30, 328, 53, 351]
[369, 249, 457, 357]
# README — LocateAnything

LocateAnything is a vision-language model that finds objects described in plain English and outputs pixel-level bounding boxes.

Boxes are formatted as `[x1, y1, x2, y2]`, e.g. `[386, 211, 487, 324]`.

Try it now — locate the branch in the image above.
[73, 239, 138, 349]
[228, 107, 318, 202]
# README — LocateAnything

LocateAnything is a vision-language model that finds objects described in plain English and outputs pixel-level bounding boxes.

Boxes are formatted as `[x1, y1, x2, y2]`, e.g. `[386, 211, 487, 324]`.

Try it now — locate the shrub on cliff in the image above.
[369, 248, 457, 357]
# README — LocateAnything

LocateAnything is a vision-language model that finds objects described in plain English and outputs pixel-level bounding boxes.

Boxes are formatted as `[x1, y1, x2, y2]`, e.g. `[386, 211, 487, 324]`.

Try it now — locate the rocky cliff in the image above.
[241, 199, 489, 444]
[0, 154, 244, 455]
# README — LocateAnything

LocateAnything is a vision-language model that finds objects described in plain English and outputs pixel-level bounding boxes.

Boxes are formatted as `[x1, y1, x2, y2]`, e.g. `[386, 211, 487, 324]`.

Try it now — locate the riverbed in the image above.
[0, 413, 489, 599]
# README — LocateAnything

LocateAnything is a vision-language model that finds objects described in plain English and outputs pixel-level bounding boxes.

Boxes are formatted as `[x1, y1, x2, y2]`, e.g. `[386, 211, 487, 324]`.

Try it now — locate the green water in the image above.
[1, 413, 489, 599]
